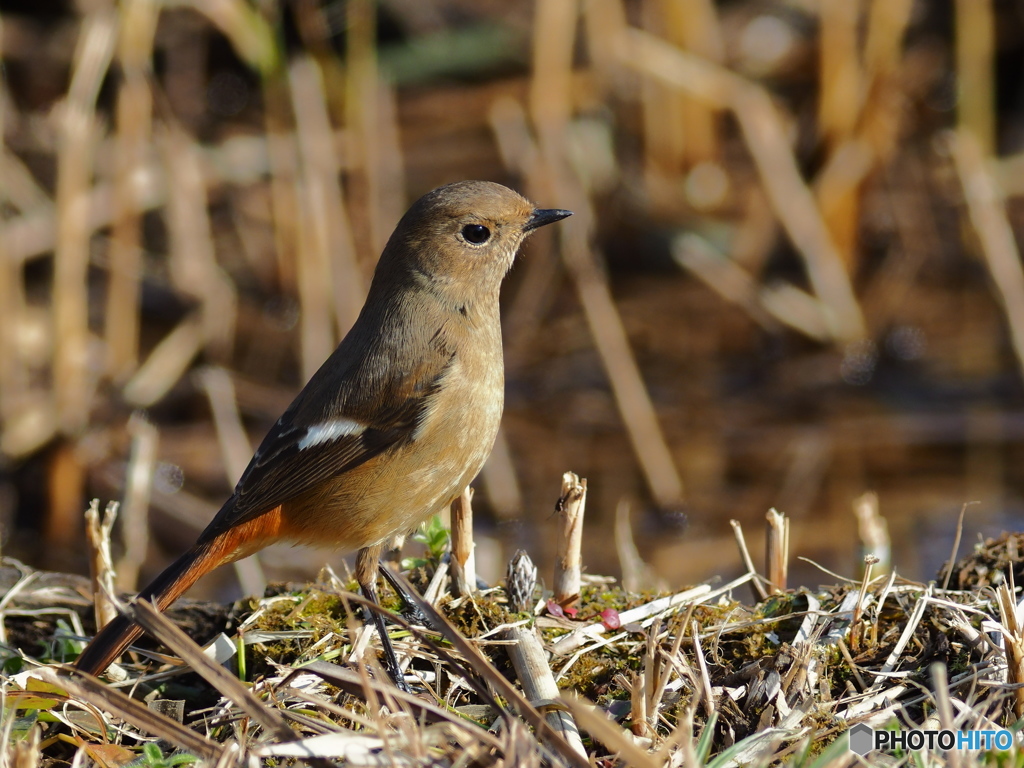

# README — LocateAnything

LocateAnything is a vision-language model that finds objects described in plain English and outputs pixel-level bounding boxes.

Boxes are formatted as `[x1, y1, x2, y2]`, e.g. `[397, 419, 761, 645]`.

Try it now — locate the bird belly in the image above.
[279, 352, 503, 551]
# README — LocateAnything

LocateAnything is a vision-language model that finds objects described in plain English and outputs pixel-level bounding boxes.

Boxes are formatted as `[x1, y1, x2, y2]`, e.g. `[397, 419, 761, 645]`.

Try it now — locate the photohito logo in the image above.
[849, 723, 1016, 756]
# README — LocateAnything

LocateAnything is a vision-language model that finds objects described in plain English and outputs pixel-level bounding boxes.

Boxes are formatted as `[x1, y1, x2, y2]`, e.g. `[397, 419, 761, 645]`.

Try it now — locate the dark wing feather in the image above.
[198, 336, 456, 543]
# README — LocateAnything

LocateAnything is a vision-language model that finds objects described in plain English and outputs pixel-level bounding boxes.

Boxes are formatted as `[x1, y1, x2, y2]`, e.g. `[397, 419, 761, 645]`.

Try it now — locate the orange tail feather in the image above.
[74, 540, 223, 676]
[75, 504, 287, 676]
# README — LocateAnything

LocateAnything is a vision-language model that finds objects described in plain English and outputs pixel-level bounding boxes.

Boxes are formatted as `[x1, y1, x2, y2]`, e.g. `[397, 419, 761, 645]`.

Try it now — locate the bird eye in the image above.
[461, 224, 491, 244]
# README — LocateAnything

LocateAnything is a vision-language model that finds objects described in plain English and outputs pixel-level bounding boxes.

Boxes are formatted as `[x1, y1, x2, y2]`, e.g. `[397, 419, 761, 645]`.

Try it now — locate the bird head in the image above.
[377, 180, 572, 303]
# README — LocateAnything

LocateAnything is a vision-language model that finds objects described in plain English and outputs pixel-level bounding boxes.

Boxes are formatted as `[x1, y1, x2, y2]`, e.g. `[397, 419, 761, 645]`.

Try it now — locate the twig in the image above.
[995, 581, 1024, 720]
[506, 624, 587, 758]
[82, 499, 117, 630]
[764, 508, 789, 593]
[553, 472, 586, 607]
[942, 501, 976, 590]
[729, 519, 768, 602]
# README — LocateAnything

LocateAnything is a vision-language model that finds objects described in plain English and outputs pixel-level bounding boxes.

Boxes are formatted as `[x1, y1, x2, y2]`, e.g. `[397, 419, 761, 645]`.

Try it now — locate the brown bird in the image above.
[74, 181, 571, 685]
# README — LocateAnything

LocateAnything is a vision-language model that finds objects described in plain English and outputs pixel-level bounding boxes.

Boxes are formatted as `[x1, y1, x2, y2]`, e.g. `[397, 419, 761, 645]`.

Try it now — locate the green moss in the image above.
[441, 593, 515, 638]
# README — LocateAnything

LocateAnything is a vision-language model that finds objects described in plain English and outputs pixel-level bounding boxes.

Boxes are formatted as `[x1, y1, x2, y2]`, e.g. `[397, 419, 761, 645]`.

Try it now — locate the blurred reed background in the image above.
[1, 0, 1023, 599]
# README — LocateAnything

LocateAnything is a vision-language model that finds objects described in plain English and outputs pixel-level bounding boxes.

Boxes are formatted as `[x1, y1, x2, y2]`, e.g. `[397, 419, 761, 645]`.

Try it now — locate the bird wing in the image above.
[198, 342, 456, 543]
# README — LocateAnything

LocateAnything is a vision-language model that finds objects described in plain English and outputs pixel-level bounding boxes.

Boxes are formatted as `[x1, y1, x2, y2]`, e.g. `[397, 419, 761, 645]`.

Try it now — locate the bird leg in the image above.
[355, 544, 410, 692]
[379, 558, 437, 630]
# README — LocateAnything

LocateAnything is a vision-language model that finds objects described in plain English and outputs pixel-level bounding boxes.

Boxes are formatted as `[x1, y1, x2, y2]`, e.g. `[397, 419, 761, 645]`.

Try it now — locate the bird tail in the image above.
[73, 539, 225, 676]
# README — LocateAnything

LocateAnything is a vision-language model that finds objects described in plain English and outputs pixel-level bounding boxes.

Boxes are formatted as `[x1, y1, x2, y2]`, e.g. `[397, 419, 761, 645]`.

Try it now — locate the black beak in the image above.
[524, 208, 573, 232]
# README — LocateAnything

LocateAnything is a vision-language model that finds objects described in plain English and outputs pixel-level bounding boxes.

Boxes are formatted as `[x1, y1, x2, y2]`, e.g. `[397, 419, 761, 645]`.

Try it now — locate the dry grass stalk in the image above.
[729, 519, 768, 601]
[560, 693, 658, 768]
[450, 486, 476, 597]
[764, 508, 788, 593]
[673, 229, 839, 341]
[160, 127, 237, 363]
[487, 97, 566, 362]
[198, 366, 254, 482]
[496, 76, 684, 509]
[345, 0, 389, 261]
[615, 27, 866, 342]
[53, 10, 116, 434]
[2, 156, 163, 267]
[852, 491, 890, 574]
[529, 0, 577, 131]
[930, 663, 963, 768]
[868, 582, 931, 691]
[816, 0, 913, 274]
[553, 472, 586, 607]
[116, 414, 158, 592]
[814, 140, 872, 270]
[197, 367, 267, 597]
[130, 599, 300, 742]
[105, 0, 158, 381]
[45, 442, 86, 553]
[995, 580, 1024, 720]
[616, 499, 656, 593]
[860, 0, 914, 157]
[122, 313, 205, 407]
[369, 569, 592, 768]
[528, 0, 685, 508]
[664, 0, 723, 170]
[41, 667, 224, 761]
[689, 619, 716, 720]
[942, 502, 974, 590]
[191, 0, 278, 76]
[83, 499, 118, 631]
[850, 554, 879, 653]
[550, 581, 717, 656]
[956, 0, 995, 156]
[262, 72, 301, 295]
[0, 118, 34, 432]
[536, 138, 686, 507]
[671, 233, 780, 334]
[506, 623, 587, 758]
[296, 52, 365, 337]
[953, 130, 1024, 379]
[818, 0, 862, 149]
[289, 56, 360, 374]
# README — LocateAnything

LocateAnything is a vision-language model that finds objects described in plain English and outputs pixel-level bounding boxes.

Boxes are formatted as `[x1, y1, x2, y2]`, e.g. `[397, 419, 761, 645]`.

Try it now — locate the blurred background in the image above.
[1, 0, 1022, 600]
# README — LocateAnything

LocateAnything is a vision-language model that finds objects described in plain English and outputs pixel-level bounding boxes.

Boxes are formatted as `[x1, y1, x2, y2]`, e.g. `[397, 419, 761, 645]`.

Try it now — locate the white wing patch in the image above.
[298, 418, 366, 450]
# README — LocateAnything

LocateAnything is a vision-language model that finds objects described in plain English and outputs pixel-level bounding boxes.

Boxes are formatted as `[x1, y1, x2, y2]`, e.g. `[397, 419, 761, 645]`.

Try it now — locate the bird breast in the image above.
[282, 319, 504, 551]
